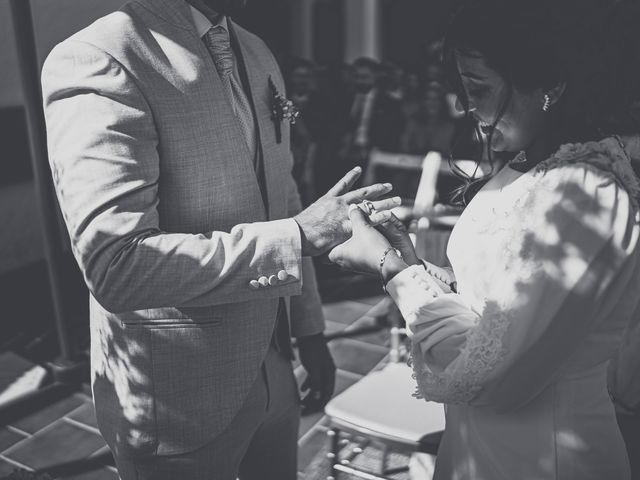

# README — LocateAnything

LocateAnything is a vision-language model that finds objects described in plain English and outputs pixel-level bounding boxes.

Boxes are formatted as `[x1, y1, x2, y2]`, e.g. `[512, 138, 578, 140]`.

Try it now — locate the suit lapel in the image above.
[229, 21, 283, 221]
[228, 22, 270, 217]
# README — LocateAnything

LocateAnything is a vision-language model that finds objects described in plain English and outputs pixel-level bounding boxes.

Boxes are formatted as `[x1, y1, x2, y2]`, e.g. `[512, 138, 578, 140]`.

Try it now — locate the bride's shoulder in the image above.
[531, 137, 640, 210]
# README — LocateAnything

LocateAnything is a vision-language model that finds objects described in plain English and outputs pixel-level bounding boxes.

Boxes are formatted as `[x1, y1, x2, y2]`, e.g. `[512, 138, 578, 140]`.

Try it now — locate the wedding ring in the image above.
[361, 200, 376, 216]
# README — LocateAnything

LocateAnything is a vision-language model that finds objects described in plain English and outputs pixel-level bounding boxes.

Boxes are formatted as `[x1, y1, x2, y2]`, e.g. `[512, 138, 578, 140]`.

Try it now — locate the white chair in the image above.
[366, 149, 482, 221]
[411, 151, 443, 218]
[362, 149, 425, 189]
[410, 156, 486, 265]
[323, 307, 445, 480]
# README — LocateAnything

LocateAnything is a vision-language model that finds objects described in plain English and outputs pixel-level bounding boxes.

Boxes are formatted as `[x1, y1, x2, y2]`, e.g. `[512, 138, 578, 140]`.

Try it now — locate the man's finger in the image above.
[327, 167, 362, 197]
[343, 182, 392, 203]
[370, 196, 402, 212]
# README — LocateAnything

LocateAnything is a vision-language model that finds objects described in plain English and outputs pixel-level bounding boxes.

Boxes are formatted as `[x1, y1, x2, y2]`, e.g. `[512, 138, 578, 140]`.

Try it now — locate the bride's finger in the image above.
[383, 212, 407, 231]
[375, 213, 405, 234]
[369, 210, 393, 226]
[326, 167, 362, 197]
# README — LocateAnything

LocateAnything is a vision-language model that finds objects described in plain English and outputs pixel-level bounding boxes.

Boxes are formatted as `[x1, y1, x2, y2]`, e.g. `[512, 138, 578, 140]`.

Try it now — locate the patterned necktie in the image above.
[203, 26, 257, 159]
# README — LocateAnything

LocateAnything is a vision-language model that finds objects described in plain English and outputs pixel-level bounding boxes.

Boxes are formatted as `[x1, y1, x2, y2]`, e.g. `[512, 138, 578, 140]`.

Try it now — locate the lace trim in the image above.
[536, 138, 640, 211]
[409, 301, 510, 404]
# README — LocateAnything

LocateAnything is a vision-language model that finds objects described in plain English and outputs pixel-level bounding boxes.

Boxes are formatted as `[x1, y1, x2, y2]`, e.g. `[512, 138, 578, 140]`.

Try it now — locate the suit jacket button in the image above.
[277, 270, 288, 281]
[258, 276, 269, 287]
[268, 275, 278, 286]
[249, 280, 260, 290]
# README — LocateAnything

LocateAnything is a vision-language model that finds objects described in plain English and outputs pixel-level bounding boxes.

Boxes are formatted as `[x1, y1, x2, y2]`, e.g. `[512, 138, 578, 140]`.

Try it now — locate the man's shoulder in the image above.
[231, 21, 278, 66]
[231, 21, 268, 50]
[56, 1, 148, 58]
[231, 20, 285, 89]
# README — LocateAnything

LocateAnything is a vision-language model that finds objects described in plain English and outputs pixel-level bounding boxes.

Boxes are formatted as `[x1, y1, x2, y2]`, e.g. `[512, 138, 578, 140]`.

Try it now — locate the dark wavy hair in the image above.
[443, 0, 640, 203]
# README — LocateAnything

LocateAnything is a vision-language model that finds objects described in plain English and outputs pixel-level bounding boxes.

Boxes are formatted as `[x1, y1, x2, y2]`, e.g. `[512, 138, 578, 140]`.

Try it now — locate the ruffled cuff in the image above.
[386, 265, 444, 328]
[421, 260, 456, 292]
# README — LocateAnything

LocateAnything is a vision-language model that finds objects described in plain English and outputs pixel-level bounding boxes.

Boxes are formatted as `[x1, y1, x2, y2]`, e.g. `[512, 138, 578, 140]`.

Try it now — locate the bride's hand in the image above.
[376, 213, 420, 266]
[329, 205, 403, 277]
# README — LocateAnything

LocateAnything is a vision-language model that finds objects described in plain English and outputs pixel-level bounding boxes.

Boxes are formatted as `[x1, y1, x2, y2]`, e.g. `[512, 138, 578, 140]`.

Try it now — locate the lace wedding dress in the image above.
[387, 137, 640, 479]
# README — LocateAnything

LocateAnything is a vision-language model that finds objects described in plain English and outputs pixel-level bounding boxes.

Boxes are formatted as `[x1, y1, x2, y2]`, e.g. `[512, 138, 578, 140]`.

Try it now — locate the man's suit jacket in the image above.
[41, 0, 324, 457]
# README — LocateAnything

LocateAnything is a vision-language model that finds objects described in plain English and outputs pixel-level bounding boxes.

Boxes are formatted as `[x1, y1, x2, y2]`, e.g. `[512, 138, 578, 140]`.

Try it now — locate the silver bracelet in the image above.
[379, 247, 401, 293]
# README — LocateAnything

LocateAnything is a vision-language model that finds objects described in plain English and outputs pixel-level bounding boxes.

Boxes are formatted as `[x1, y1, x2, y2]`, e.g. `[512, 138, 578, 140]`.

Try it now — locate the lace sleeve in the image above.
[407, 299, 508, 404]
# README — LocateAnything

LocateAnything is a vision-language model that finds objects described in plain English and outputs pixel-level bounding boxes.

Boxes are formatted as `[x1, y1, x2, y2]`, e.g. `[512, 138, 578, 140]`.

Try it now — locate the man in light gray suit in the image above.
[41, 0, 397, 478]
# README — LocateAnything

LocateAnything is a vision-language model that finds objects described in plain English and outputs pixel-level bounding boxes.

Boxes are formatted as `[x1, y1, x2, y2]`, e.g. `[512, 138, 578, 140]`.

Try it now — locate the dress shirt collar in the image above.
[189, 5, 229, 38]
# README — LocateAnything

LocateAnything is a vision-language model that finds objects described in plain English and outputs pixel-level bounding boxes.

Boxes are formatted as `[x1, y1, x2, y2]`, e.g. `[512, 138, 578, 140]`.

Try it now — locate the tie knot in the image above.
[204, 26, 233, 77]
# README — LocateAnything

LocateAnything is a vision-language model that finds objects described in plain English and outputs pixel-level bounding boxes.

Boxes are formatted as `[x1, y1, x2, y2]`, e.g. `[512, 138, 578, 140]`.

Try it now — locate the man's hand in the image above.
[294, 167, 400, 256]
[297, 333, 336, 414]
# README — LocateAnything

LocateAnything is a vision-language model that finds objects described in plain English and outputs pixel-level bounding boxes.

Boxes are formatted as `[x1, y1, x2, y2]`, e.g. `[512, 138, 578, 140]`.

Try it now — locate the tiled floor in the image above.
[0, 295, 390, 479]
[0, 393, 115, 478]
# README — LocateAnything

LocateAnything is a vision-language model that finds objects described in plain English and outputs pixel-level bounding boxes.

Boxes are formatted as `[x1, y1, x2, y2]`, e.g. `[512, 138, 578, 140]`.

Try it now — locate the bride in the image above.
[329, 0, 640, 478]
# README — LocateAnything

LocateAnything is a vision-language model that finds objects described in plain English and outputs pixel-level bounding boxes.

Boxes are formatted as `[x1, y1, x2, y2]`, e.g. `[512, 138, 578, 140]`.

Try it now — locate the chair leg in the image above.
[327, 428, 340, 480]
[380, 443, 388, 475]
[384, 465, 410, 475]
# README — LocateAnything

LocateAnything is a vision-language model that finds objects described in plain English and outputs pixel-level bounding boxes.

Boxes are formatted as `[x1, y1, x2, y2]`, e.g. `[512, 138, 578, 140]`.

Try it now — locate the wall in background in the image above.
[0, 0, 126, 186]
[0, 2, 22, 107]
[381, 0, 459, 68]
[0, 0, 126, 109]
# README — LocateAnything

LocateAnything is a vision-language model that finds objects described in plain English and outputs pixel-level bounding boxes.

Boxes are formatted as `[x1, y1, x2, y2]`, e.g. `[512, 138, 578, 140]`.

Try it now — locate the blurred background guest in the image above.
[286, 58, 333, 206]
[336, 57, 405, 173]
[400, 81, 455, 155]
[378, 61, 405, 102]
[400, 66, 422, 119]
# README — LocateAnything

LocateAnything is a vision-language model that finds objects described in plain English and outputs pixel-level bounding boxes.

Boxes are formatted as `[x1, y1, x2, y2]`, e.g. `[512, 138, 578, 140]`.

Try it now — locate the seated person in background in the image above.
[338, 57, 405, 171]
[400, 66, 423, 121]
[401, 81, 455, 155]
[287, 58, 333, 206]
[378, 61, 406, 102]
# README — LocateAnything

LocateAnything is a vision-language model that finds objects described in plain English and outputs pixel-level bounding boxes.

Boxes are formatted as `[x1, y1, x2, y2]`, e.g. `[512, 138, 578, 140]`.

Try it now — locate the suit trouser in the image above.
[113, 345, 300, 480]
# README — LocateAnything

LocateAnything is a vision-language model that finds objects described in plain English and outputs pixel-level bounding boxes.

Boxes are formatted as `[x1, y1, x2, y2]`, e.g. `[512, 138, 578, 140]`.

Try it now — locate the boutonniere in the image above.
[269, 75, 299, 144]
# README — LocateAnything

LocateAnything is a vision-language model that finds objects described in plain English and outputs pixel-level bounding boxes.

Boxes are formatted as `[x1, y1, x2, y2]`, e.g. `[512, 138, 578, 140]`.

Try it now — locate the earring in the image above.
[542, 94, 551, 112]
